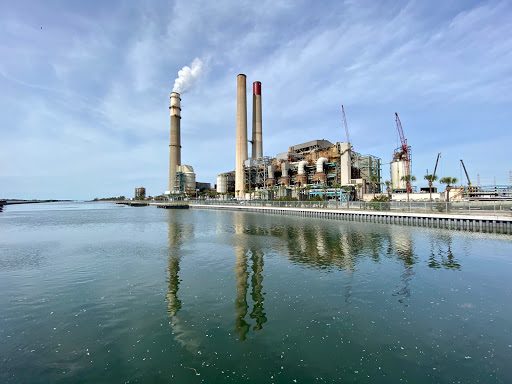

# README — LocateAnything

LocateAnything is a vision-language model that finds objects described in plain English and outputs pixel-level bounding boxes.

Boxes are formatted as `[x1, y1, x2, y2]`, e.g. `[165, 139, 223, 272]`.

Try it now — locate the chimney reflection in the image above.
[232, 212, 267, 340]
[165, 214, 184, 316]
[249, 248, 267, 330]
[165, 213, 201, 353]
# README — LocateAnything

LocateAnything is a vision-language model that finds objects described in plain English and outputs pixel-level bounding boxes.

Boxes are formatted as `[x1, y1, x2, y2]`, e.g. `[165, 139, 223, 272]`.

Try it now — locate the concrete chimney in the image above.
[252, 81, 262, 159]
[169, 92, 181, 192]
[235, 74, 248, 198]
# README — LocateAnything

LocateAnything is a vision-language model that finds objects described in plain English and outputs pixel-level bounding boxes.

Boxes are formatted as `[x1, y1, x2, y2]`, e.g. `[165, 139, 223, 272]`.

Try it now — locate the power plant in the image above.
[163, 73, 510, 202]
[217, 75, 382, 200]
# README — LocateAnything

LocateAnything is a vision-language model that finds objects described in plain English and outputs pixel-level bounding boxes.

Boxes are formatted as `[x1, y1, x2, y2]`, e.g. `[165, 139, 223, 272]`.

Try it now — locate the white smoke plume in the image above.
[172, 58, 205, 94]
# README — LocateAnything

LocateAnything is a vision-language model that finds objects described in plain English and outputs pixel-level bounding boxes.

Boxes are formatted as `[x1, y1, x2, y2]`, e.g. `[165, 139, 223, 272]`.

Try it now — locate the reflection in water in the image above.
[233, 212, 267, 340]
[249, 249, 266, 330]
[234, 215, 463, 305]
[164, 213, 201, 353]
[392, 232, 416, 304]
[428, 233, 461, 270]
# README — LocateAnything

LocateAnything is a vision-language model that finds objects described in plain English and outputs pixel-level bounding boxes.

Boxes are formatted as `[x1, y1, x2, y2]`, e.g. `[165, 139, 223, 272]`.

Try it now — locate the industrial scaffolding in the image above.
[355, 154, 382, 193]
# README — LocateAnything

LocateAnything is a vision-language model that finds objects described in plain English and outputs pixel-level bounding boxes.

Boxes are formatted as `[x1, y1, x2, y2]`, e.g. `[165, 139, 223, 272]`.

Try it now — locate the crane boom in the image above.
[341, 105, 350, 144]
[460, 159, 472, 188]
[395, 112, 407, 152]
[433, 152, 441, 177]
[395, 112, 411, 192]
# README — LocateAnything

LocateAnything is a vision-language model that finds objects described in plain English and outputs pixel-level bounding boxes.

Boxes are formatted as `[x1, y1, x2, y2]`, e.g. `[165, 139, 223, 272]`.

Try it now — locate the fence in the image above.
[187, 199, 512, 215]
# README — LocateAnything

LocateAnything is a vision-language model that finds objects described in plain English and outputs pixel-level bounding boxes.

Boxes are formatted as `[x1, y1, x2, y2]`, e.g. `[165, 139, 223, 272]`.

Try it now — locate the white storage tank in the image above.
[391, 160, 407, 190]
[217, 175, 228, 194]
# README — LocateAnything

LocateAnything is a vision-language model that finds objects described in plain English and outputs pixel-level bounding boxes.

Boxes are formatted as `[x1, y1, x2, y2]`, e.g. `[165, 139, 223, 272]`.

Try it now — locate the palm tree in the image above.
[439, 177, 458, 202]
[321, 185, 329, 201]
[384, 180, 392, 199]
[356, 183, 363, 201]
[305, 185, 312, 201]
[400, 174, 416, 202]
[424, 174, 438, 203]
[369, 175, 380, 198]
[333, 183, 341, 207]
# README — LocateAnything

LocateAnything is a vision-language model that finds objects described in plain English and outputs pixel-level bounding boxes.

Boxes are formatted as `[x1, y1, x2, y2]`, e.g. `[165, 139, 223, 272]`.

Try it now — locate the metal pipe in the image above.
[298, 161, 308, 175]
[236, 74, 248, 198]
[316, 157, 327, 173]
[169, 92, 181, 192]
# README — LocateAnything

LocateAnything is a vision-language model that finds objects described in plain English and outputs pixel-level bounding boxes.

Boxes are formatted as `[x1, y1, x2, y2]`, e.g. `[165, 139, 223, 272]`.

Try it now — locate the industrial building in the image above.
[216, 74, 382, 200]
[135, 187, 146, 200]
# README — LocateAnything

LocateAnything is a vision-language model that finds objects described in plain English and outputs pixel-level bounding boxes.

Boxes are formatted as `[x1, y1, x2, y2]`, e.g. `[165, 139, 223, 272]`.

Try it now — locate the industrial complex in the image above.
[162, 74, 511, 202]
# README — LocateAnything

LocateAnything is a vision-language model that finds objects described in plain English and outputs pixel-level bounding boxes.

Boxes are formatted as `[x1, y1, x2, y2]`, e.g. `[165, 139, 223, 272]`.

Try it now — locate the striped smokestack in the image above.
[169, 92, 181, 192]
[252, 81, 262, 159]
[235, 74, 248, 199]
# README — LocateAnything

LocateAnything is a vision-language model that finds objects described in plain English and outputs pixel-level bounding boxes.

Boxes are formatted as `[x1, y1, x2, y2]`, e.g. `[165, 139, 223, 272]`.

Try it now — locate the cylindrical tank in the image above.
[268, 165, 275, 179]
[316, 157, 327, 173]
[235, 75, 248, 198]
[391, 160, 407, 190]
[180, 165, 196, 196]
[169, 92, 181, 192]
[216, 175, 227, 194]
[298, 161, 308, 175]
[252, 81, 263, 159]
[281, 162, 289, 177]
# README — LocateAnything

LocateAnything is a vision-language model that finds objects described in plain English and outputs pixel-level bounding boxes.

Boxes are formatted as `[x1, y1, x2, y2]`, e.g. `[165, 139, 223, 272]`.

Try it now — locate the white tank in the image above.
[316, 157, 328, 173]
[178, 165, 196, 196]
[268, 165, 275, 179]
[216, 175, 227, 194]
[281, 163, 290, 177]
[391, 160, 407, 190]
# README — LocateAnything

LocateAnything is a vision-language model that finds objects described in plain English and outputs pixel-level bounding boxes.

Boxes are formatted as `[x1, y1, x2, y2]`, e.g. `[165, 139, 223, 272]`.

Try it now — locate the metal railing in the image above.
[187, 199, 512, 216]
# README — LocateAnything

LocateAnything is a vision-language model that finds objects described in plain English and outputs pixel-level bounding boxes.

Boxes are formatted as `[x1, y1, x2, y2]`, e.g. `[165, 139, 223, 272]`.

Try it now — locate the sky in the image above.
[1, 0, 511, 200]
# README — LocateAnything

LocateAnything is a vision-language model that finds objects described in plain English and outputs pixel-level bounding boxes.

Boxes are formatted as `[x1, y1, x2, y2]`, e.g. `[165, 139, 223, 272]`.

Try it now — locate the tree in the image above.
[321, 185, 328, 201]
[440, 177, 458, 202]
[356, 183, 363, 201]
[400, 174, 416, 202]
[305, 185, 312, 200]
[369, 175, 380, 198]
[333, 183, 341, 206]
[384, 180, 392, 199]
[424, 174, 438, 203]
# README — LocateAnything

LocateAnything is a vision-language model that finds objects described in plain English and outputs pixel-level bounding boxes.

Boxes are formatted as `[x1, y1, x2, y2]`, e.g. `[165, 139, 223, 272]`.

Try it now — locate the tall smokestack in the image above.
[252, 81, 262, 159]
[169, 92, 181, 192]
[235, 74, 248, 198]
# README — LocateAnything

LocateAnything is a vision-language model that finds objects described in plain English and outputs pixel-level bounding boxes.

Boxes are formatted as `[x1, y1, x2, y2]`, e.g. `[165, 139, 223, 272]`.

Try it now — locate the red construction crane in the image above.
[341, 105, 350, 144]
[395, 112, 412, 192]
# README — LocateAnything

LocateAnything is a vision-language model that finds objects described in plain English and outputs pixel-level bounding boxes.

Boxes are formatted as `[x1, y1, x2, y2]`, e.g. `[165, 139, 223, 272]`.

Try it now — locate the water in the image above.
[1, 202, 511, 383]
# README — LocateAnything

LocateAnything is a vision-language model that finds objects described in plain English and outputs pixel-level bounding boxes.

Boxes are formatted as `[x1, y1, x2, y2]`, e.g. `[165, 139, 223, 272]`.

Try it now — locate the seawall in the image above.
[190, 203, 512, 234]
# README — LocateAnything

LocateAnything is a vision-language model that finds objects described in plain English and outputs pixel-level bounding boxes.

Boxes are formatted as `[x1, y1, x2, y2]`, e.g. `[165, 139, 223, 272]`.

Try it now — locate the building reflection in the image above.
[235, 218, 464, 305]
[232, 212, 267, 340]
[392, 230, 416, 304]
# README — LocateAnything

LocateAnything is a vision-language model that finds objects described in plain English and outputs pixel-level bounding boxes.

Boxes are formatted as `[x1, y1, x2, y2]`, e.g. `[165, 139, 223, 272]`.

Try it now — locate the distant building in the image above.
[135, 187, 146, 200]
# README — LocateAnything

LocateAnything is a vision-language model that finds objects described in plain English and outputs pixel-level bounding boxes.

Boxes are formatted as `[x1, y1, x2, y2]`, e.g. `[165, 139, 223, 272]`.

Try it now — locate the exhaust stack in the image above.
[235, 74, 248, 198]
[252, 81, 262, 159]
[169, 92, 181, 192]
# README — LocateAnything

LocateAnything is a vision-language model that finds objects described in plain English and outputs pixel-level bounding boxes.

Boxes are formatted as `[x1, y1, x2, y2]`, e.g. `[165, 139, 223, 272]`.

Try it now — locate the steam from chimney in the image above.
[172, 58, 205, 94]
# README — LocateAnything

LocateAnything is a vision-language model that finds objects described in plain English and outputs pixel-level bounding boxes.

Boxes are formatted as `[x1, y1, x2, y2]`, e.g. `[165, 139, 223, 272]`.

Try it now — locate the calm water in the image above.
[1, 202, 511, 383]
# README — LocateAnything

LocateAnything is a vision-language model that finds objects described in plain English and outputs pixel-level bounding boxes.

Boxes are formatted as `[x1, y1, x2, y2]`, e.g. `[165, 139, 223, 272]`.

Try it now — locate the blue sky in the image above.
[1, 0, 511, 199]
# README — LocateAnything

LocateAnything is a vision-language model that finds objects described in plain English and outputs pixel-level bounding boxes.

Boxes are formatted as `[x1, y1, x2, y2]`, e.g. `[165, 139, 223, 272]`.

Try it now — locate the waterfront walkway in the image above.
[190, 202, 512, 234]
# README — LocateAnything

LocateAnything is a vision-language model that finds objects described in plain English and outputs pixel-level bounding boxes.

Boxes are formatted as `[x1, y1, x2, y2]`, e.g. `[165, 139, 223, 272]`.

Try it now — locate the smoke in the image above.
[172, 58, 205, 94]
